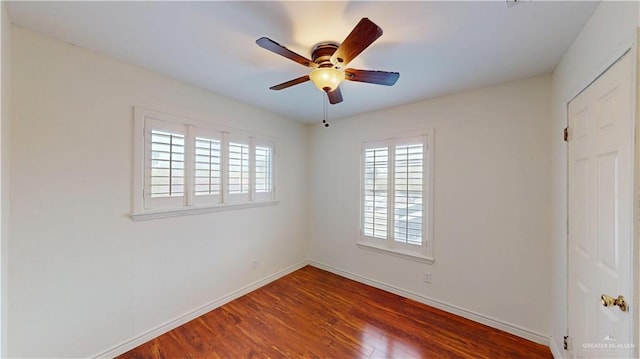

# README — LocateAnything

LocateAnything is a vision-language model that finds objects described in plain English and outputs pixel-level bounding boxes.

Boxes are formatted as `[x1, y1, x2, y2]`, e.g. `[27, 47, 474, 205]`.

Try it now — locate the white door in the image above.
[568, 51, 635, 358]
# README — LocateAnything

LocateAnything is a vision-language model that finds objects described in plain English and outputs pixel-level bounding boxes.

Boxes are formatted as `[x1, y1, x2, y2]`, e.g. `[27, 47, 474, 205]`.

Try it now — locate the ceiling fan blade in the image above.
[344, 69, 399, 86]
[256, 37, 317, 68]
[330, 18, 383, 68]
[327, 87, 343, 105]
[269, 75, 310, 90]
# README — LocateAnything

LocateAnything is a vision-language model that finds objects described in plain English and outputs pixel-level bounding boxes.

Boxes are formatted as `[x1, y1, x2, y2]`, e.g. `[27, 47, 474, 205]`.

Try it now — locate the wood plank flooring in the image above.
[118, 265, 552, 358]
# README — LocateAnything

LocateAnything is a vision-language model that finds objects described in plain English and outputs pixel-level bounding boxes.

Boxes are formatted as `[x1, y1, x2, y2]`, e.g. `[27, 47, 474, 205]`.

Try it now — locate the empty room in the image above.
[1, 1, 639, 358]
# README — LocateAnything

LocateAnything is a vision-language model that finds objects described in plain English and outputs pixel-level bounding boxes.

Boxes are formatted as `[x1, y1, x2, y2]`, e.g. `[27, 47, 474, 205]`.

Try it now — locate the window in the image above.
[194, 136, 221, 197]
[191, 127, 223, 206]
[149, 130, 185, 199]
[394, 143, 423, 246]
[363, 146, 388, 239]
[227, 140, 250, 202]
[254, 143, 275, 201]
[143, 119, 187, 209]
[132, 108, 277, 220]
[359, 132, 434, 263]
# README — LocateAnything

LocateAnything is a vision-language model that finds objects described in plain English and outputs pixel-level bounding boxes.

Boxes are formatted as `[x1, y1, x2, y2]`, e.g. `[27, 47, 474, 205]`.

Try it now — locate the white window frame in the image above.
[132, 107, 277, 221]
[358, 130, 435, 264]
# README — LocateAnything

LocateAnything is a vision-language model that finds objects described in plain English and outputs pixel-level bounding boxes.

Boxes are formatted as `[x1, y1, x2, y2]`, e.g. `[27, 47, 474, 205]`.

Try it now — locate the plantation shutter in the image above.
[144, 118, 186, 209]
[189, 127, 223, 205]
[363, 145, 389, 239]
[227, 139, 250, 202]
[253, 141, 275, 201]
[393, 143, 424, 245]
[194, 137, 221, 196]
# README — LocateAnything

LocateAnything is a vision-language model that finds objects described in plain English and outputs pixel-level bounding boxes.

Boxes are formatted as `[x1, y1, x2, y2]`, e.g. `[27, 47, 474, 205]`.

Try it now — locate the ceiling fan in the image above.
[256, 18, 400, 105]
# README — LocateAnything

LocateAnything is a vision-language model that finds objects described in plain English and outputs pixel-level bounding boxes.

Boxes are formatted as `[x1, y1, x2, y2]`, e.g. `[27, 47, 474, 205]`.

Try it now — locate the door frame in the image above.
[633, 28, 640, 356]
[565, 29, 640, 356]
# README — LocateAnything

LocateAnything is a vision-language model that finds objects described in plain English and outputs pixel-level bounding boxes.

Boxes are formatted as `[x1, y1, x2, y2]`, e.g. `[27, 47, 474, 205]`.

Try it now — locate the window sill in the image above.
[131, 200, 278, 221]
[356, 241, 435, 264]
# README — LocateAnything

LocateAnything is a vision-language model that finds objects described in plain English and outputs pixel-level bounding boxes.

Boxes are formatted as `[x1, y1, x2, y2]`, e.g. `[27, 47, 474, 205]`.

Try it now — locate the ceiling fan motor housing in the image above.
[312, 42, 340, 68]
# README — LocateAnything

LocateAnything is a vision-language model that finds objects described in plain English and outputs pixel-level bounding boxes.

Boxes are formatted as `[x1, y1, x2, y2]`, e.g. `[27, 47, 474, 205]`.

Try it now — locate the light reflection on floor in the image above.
[359, 323, 422, 359]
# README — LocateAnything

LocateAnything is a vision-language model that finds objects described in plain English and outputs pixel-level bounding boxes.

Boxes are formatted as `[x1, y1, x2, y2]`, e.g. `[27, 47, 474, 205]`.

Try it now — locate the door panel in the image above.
[596, 151, 618, 271]
[575, 158, 589, 255]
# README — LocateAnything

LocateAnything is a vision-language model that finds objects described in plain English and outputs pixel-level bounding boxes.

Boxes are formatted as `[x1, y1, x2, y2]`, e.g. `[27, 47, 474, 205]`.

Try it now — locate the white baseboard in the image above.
[92, 260, 309, 358]
[549, 337, 565, 358]
[309, 260, 550, 347]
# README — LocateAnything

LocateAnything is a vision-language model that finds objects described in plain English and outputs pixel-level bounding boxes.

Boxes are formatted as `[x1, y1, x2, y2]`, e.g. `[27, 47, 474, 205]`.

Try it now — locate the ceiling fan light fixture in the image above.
[309, 67, 344, 92]
[257, 17, 397, 105]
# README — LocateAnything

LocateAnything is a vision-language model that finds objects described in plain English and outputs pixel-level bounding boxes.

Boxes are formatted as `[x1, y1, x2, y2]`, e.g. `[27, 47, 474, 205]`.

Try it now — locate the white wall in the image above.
[1, 2, 12, 357]
[550, 2, 640, 357]
[8, 26, 309, 358]
[308, 75, 552, 342]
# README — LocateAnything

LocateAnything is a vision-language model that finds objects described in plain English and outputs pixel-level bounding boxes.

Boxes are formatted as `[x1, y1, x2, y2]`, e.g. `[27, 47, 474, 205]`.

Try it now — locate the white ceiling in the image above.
[6, 1, 599, 123]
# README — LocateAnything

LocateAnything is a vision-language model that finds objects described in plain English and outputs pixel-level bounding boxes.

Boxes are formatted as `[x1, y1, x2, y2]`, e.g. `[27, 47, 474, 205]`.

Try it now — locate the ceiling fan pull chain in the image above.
[323, 93, 330, 128]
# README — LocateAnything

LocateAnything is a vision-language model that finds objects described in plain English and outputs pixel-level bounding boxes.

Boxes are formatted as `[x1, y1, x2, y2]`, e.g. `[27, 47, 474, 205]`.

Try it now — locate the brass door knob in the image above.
[601, 294, 628, 312]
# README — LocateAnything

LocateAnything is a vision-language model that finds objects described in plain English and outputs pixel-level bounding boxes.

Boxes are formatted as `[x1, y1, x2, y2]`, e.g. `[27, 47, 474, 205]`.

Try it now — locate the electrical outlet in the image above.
[251, 259, 258, 270]
[423, 271, 432, 284]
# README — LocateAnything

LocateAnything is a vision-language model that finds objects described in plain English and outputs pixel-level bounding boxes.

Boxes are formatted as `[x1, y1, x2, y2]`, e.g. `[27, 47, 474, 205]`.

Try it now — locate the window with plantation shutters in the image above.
[149, 130, 185, 198]
[132, 107, 277, 220]
[359, 132, 434, 263]
[190, 127, 223, 206]
[394, 144, 423, 245]
[142, 118, 187, 209]
[194, 137, 221, 197]
[254, 142, 275, 201]
[228, 142, 250, 194]
[363, 146, 388, 239]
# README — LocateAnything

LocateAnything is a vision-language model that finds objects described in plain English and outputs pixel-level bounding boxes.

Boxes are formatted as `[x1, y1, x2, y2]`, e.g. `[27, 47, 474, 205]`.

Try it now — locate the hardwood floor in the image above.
[118, 266, 552, 358]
